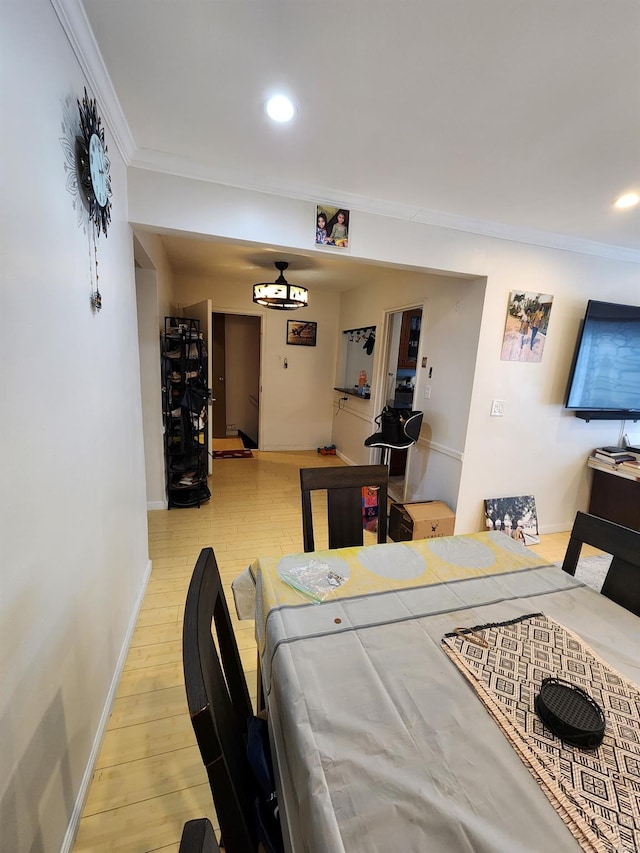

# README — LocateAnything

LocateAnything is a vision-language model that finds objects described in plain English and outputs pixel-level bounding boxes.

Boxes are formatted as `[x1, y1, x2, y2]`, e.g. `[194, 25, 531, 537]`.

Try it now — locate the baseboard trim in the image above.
[60, 557, 153, 853]
[538, 522, 574, 535]
[261, 444, 327, 451]
[417, 436, 464, 462]
[147, 500, 167, 510]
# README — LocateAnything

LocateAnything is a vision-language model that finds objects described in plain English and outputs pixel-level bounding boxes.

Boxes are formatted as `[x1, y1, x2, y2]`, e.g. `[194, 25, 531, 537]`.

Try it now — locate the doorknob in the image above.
[218, 376, 225, 382]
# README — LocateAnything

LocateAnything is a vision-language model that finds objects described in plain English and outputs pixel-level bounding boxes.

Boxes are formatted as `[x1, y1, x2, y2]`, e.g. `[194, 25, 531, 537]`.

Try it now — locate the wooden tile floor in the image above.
[71, 450, 590, 852]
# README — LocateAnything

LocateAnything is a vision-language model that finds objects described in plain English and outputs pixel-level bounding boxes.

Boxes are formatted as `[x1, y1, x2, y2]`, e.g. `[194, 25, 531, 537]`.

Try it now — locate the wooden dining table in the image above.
[234, 532, 640, 853]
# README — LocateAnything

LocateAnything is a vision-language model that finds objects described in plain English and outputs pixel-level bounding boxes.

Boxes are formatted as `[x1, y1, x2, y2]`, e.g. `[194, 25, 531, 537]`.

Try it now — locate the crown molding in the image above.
[409, 208, 640, 264]
[52, 0, 640, 265]
[129, 151, 640, 264]
[129, 148, 422, 222]
[50, 0, 135, 162]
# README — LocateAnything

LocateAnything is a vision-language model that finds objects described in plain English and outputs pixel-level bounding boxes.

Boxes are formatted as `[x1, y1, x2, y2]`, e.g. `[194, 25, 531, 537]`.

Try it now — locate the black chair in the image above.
[300, 464, 388, 552]
[561, 511, 640, 616]
[178, 819, 220, 853]
[182, 547, 282, 853]
[364, 408, 423, 467]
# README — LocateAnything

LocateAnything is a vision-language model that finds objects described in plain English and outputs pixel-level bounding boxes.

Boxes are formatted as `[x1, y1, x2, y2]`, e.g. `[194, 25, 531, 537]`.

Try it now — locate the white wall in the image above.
[1, 3, 150, 851]
[133, 233, 179, 506]
[129, 168, 639, 534]
[134, 230, 178, 329]
[135, 268, 167, 508]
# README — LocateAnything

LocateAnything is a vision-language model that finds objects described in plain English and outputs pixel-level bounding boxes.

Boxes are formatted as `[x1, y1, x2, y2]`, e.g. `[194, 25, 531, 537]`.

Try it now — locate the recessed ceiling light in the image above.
[265, 95, 295, 123]
[613, 192, 639, 209]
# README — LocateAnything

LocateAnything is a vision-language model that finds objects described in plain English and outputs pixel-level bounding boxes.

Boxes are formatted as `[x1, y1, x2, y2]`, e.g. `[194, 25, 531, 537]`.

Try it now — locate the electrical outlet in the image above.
[491, 399, 505, 417]
[424, 385, 431, 399]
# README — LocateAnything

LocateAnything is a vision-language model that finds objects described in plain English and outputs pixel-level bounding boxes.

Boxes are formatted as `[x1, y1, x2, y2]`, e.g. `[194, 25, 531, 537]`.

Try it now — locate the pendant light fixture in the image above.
[252, 261, 308, 310]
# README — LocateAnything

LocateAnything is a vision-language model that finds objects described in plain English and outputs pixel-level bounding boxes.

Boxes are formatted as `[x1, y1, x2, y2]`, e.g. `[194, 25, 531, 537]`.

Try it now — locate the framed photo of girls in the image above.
[500, 290, 554, 363]
[315, 204, 350, 250]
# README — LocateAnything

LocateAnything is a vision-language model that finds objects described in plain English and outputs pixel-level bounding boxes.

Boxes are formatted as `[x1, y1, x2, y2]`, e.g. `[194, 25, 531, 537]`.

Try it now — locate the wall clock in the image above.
[76, 87, 112, 238]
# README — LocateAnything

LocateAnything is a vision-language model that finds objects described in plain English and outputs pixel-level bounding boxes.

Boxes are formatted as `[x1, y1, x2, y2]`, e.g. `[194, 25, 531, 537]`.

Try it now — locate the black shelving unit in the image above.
[161, 317, 210, 508]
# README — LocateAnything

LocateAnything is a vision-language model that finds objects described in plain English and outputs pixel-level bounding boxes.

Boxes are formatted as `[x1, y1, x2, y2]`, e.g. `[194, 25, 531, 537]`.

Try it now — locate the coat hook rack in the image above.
[343, 325, 376, 337]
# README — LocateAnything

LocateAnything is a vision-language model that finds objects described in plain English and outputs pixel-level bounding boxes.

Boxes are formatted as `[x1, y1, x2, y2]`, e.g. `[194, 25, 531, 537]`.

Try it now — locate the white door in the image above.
[184, 300, 213, 475]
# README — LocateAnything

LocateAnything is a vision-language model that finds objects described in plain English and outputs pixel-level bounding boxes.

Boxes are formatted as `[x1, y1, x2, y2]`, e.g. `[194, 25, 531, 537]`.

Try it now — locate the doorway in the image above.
[211, 312, 261, 447]
[381, 306, 423, 501]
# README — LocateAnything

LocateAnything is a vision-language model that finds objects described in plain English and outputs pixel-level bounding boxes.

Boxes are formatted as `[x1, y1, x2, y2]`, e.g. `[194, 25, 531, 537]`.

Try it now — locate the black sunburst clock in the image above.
[76, 87, 112, 238]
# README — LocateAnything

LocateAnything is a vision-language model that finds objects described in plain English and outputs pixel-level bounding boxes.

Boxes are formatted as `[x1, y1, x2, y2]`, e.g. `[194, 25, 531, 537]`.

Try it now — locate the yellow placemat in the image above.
[254, 531, 550, 624]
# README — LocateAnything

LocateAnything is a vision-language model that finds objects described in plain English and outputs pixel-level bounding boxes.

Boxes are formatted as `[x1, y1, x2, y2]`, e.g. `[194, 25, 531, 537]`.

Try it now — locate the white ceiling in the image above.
[79, 0, 640, 280]
[135, 227, 473, 292]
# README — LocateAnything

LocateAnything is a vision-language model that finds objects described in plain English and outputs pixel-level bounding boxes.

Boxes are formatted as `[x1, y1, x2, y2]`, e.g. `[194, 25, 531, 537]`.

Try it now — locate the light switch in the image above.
[491, 399, 505, 416]
[424, 385, 431, 399]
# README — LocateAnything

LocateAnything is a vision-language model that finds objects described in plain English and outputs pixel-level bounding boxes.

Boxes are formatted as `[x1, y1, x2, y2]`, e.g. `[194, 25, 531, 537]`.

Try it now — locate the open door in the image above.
[183, 300, 213, 475]
[211, 313, 227, 438]
[378, 306, 423, 502]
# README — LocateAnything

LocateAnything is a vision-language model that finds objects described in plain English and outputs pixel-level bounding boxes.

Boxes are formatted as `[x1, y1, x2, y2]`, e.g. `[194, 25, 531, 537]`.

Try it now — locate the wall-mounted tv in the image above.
[565, 299, 640, 422]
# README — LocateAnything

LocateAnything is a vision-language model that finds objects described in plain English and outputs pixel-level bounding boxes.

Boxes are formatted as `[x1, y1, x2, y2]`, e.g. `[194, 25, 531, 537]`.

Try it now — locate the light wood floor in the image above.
[71, 451, 593, 853]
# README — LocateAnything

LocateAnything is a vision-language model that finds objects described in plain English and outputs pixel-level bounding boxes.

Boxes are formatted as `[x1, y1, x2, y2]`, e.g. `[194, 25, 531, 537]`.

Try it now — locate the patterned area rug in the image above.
[554, 555, 612, 593]
[443, 613, 640, 853]
[212, 449, 254, 459]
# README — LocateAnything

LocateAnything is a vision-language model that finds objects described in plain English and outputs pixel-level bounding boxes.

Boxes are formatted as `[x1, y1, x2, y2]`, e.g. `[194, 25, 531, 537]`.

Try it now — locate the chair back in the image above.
[403, 410, 423, 443]
[182, 547, 256, 852]
[300, 464, 388, 552]
[561, 511, 640, 616]
[364, 408, 423, 449]
[179, 819, 220, 853]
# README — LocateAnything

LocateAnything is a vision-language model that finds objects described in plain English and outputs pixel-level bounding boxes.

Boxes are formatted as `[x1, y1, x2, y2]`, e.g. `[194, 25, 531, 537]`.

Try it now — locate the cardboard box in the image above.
[389, 500, 455, 541]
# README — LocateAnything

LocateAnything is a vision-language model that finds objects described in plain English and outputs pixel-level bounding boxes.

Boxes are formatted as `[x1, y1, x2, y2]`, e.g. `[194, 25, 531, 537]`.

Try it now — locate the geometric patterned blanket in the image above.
[442, 614, 640, 853]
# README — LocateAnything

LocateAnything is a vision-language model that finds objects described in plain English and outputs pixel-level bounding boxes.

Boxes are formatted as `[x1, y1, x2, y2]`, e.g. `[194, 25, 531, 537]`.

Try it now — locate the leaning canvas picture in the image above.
[484, 494, 540, 545]
[315, 204, 350, 249]
[501, 291, 554, 362]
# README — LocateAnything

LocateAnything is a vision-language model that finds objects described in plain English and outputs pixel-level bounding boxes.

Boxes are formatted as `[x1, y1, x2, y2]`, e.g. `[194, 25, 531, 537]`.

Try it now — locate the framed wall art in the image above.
[315, 204, 350, 250]
[501, 291, 554, 363]
[287, 320, 317, 346]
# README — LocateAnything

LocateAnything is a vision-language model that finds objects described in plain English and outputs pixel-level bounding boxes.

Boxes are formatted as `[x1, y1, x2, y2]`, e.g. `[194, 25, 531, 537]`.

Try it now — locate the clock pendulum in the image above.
[75, 87, 112, 311]
[88, 225, 102, 313]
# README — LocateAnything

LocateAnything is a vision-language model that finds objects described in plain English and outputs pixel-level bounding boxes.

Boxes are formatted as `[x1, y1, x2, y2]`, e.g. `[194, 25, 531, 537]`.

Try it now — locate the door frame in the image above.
[372, 301, 426, 502]
[208, 307, 264, 450]
[211, 312, 227, 439]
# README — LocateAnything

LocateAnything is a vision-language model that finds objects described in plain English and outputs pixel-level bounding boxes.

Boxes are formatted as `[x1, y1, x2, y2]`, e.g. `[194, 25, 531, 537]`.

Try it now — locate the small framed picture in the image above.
[501, 291, 554, 363]
[315, 204, 350, 250]
[287, 320, 317, 347]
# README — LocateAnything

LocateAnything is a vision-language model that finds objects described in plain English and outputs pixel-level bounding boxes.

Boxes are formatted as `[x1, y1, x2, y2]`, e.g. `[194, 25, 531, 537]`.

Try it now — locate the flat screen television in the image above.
[565, 299, 640, 421]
